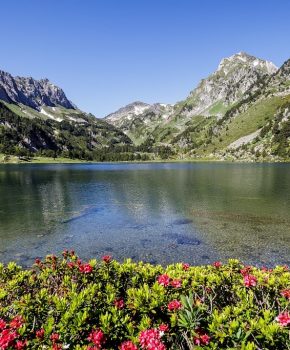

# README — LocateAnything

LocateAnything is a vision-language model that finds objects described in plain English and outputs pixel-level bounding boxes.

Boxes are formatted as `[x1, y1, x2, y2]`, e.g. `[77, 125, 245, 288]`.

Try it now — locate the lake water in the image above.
[0, 162, 290, 267]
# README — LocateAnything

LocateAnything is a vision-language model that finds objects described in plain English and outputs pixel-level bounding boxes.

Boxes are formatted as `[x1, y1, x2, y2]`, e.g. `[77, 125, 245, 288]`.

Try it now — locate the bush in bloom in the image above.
[0, 252, 289, 349]
[139, 329, 165, 350]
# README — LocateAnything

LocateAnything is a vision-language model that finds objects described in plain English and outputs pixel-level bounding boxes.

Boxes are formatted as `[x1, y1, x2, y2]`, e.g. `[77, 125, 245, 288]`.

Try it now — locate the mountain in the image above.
[0, 70, 75, 110]
[105, 52, 290, 161]
[0, 70, 133, 161]
[1, 53, 290, 163]
[106, 102, 174, 144]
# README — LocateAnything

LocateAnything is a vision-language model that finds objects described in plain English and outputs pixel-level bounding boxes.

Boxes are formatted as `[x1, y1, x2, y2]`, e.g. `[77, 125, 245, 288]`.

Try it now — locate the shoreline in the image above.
[1, 154, 290, 165]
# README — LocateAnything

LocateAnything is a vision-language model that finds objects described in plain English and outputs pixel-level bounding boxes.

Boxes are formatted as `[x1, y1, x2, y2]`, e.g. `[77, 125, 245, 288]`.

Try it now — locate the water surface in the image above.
[0, 162, 290, 266]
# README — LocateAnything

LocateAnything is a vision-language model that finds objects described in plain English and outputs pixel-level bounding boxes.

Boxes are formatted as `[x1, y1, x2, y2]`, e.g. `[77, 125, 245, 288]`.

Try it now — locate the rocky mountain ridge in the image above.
[0, 70, 75, 110]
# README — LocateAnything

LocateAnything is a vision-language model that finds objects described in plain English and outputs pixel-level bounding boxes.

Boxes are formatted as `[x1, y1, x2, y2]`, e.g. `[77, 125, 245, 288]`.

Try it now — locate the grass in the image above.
[0, 154, 89, 164]
[203, 95, 290, 154]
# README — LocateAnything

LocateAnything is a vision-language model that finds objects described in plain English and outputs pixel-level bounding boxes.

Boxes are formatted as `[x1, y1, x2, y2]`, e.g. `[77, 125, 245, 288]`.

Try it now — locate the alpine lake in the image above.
[0, 162, 290, 267]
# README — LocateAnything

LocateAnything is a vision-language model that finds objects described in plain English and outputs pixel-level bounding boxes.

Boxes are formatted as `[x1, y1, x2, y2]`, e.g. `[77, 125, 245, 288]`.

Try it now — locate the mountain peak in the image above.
[0, 69, 75, 110]
[217, 52, 277, 75]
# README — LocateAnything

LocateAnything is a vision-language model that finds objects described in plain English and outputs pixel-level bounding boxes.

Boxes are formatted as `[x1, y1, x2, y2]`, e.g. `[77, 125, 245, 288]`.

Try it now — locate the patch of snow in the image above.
[134, 105, 149, 115]
[40, 108, 63, 122]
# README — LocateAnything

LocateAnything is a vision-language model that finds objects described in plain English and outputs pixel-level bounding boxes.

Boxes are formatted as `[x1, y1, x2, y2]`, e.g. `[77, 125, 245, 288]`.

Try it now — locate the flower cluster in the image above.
[139, 329, 166, 350]
[276, 312, 290, 327]
[157, 274, 182, 288]
[88, 329, 105, 349]
[243, 274, 257, 288]
[0, 316, 26, 350]
[0, 253, 290, 349]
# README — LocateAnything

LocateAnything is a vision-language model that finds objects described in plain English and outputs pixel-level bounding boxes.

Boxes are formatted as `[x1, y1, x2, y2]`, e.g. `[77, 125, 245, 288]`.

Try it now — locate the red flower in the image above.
[70, 250, 75, 257]
[213, 261, 222, 268]
[276, 312, 290, 327]
[182, 263, 190, 270]
[79, 263, 93, 274]
[157, 274, 170, 287]
[67, 262, 75, 269]
[281, 289, 290, 299]
[0, 329, 18, 349]
[62, 249, 69, 257]
[243, 274, 257, 288]
[240, 266, 252, 276]
[194, 333, 210, 346]
[0, 319, 6, 330]
[10, 316, 24, 329]
[102, 255, 112, 263]
[158, 324, 169, 333]
[52, 344, 62, 350]
[88, 329, 105, 348]
[114, 298, 125, 309]
[120, 340, 138, 350]
[171, 279, 182, 288]
[50, 333, 60, 342]
[34, 258, 41, 265]
[168, 300, 182, 311]
[15, 340, 27, 349]
[139, 329, 166, 350]
[36, 328, 45, 339]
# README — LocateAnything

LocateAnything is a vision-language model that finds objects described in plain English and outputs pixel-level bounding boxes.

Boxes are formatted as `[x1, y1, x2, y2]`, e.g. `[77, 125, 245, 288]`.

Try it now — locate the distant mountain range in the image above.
[1, 52, 290, 161]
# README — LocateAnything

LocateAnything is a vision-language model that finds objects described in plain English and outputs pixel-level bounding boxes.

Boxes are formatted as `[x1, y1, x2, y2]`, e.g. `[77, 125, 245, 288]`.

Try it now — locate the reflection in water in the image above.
[0, 163, 290, 266]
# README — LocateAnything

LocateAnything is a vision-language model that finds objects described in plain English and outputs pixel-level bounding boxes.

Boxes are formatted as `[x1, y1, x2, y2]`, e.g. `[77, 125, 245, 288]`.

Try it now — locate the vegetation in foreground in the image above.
[0, 253, 290, 349]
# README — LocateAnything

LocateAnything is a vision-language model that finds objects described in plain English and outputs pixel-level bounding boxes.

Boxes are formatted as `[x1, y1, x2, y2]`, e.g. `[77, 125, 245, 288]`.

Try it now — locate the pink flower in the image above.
[213, 261, 222, 268]
[243, 274, 257, 288]
[88, 329, 105, 348]
[34, 258, 41, 265]
[120, 340, 138, 350]
[240, 266, 252, 276]
[158, 324, 169, 333]
[0, 329, 18, 349]
[36, 328, 45, 339]
[281, 289, 290, 299]
[102, 255, 112, 263]
[67, 262, 75, 269]
[139, 329, 166, 350]
[0, 319, 6, 330]
[10, 316, 24, 329]
[52, 344, 62, 350]
[168, 300, 182, 311]
[194, 333, 210, 346]
[182, 263, 190, 270]
[15, 340, 27, 349]
[50, 333, 60, 342]
[276, 312, 290, 327]
[171, 279, 182, 288]
[157, 274, 170, 287]
[79, 263, 93, 274]
[114, 298, 125, 309]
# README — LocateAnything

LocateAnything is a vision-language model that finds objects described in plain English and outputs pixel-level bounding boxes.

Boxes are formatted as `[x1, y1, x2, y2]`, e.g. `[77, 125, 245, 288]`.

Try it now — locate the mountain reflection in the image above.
[0, 163, 290, 266]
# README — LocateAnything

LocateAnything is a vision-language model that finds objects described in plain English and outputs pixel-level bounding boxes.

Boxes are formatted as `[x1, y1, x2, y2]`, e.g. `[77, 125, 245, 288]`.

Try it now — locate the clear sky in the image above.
[1, 0, 289, 117]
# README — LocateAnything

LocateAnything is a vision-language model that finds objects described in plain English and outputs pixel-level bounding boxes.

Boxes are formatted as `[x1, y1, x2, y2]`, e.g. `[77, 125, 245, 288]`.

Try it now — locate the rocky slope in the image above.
[0, 70, 75, 110]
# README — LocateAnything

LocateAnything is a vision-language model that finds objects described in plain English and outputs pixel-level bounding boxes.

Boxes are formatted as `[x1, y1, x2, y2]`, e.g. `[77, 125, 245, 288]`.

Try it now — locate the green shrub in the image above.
[0, 253, 289, 349]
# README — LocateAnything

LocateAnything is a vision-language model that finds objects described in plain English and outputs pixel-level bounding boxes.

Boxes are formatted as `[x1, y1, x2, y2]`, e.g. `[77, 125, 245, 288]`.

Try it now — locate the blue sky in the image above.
[1, 0, 289, 117]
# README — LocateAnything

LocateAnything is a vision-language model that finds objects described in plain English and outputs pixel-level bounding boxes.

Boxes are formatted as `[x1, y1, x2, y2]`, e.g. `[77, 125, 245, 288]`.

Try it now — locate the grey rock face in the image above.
[105, 101, 151, 125]
[183, 52, 278, 118]
[0, 70, 75, 110]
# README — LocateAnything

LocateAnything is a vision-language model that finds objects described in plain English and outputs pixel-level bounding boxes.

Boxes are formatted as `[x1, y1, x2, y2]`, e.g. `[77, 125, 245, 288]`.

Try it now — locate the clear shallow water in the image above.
[0, 162, 290, 267]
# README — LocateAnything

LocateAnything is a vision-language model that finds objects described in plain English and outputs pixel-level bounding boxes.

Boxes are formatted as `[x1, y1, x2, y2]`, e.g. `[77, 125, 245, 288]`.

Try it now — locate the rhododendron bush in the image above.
[0, 253, 289, 349]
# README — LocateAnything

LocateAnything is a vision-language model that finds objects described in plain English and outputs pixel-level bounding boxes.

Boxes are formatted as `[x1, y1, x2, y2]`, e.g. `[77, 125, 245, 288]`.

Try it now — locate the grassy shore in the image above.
[0, 154, 91, 164]
[1, 153, 289, 165]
